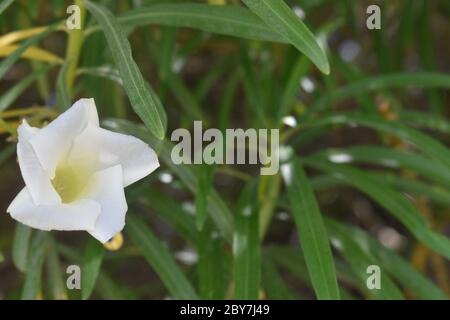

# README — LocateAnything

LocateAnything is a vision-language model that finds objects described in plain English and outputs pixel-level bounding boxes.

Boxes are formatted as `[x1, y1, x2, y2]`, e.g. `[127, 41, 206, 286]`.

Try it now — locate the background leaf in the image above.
[81, 238, 105, 300]
[21, 232, 49, 300]
[282, 159, 340, 300]
[304, 158, 450, 259]
[12, 223, 31, 272]
[126, 213, 198, 299]
[233, 181, 260, 300]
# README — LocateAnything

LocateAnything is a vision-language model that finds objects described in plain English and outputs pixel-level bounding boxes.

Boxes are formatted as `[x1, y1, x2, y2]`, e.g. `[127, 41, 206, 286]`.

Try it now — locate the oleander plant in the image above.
[0, 0, 449, 300]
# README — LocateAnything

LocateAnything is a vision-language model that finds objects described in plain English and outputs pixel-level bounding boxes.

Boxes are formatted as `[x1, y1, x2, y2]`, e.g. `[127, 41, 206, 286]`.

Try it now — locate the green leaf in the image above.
[117, 3, 283, 43]
[258, 173, 282, 239]
[131, 187, 199, 245]
[311, 146, 450, 189]
[57, 243, 136, 299]
[325, 219, 405, 299]
[304, 158, 450, 260]
[0, 23, 57, 79]
[309, 73, 450, 115]
[196, 166, 212, 231]
[374, 173, 450, 207]
[131, 185, 226, 299]
[85, 0, 167, 139]
[0, 0, 14, 15]
[242, 0, 329, 74]
[0, 64, 54, 112]
[304, 112, 450, 169]
[81, 238, 105, 300]
[311, 172, 450, 208]
[261, 252, 297, 299]
[46, 238, 67, 300]
[12, 222, 32, 272]
[399, 110, 450, 134]
[331, 220, 448, 300]
[198, 225, 229, 300]
[21, 232, 49, 300]
[126, 213, 198, 299]
[281, 159, 340, 300]
[267, 245, 358, 299]
[233, 181, 260, 299]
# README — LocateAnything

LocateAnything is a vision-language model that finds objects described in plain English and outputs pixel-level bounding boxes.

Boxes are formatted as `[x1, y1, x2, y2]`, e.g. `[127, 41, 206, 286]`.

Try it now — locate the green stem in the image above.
[259, 173, 281, 239]
[64, 0, 85, 97]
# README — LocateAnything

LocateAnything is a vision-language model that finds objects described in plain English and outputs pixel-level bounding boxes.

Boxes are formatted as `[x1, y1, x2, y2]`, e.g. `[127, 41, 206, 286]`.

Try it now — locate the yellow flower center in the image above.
[51, 162, 91, 203]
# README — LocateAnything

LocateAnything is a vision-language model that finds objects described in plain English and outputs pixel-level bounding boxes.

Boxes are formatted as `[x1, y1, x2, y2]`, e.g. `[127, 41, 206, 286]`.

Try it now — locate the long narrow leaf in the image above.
[12, 222, 32, 272]
[0, 0, 14, 15]
[329, 219, 448, 300]
[21, 232, 49, 300]
[304, 158, 450, 260]
[281, 159, 340, 299]
[309, 73, 450, 115]
[325, 219, 404, 299]
[303, 112, 450, 169]
[46, 238, 67, 300]
[81, 238, 105, 300]
[233, 181, 260, 299]
[117, 3, 283, 43]
[85, 1, 167, 139]
[311, 146, 450, 189]
[242, 0, 329, 74]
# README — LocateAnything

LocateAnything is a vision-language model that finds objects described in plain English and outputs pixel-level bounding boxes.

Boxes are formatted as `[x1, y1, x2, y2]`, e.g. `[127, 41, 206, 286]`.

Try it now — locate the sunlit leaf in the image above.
[242, 0, 329, 74]
[116, 3, 283, 43]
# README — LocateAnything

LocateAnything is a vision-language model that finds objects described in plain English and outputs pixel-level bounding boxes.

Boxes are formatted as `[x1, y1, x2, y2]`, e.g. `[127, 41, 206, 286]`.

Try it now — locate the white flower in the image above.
[7, 98, 159, 243]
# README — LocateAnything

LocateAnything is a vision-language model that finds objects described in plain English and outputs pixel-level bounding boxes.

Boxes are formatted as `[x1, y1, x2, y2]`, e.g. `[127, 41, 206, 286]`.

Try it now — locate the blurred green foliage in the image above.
[0, 0, 449, 300]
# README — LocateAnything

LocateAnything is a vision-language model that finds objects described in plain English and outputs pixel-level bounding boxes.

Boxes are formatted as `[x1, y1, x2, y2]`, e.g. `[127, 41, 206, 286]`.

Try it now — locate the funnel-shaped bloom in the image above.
[7, 98, 159, 242]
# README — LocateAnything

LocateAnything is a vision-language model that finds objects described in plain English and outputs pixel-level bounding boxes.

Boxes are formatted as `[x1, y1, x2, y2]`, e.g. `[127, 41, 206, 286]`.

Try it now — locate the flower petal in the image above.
[16, 120, 61, 205]
[7, 187, 100, 231]
[29, 98, 99, 177]
[86, 165, 128, 243]
[68, 125, 159, 187]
